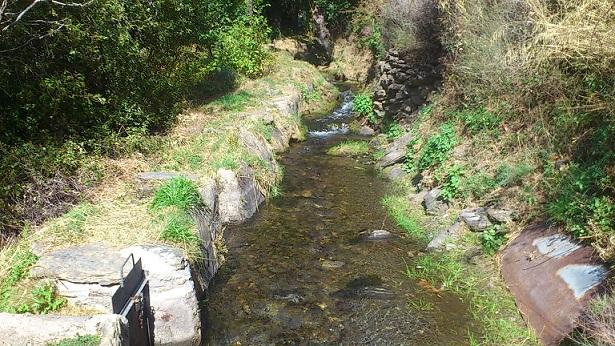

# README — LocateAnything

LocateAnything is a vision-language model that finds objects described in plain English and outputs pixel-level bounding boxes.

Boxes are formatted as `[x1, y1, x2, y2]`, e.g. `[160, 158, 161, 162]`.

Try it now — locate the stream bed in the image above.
[205, 92, 473, 345]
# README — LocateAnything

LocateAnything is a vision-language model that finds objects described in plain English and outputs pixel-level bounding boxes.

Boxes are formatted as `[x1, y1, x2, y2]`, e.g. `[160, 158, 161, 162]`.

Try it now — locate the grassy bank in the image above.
[382, 190, 538, 345]
[0, 51, 338, 315]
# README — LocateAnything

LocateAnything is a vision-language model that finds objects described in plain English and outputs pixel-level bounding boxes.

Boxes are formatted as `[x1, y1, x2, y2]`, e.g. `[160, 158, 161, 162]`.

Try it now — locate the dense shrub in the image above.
[0, 0, 272, 234]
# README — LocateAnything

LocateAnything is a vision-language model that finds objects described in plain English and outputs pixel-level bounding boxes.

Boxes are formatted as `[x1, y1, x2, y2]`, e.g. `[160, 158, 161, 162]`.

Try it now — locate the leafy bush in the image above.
[438, 165, 464, 202]
[461, 173, 497, 199]
[417, 123, 457, 171]
[353, 94, 378, 124]
[386, 122, 404, 140]
[0, 0, 272, 236]
[481, 228, 507, 255]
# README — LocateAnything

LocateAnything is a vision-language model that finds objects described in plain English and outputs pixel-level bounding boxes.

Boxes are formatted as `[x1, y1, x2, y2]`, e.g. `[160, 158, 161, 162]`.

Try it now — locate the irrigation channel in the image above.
[205, 90, 473, 345]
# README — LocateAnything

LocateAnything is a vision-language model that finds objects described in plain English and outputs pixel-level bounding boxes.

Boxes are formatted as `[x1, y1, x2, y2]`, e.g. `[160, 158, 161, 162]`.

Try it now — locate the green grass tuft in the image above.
[381, 195, 427, 240]
[49, 335, 101, 346]
[161, 209, 201, 247]
[212, 91, 254, 112]
[151, 177, 202, 211]
[327, 140, 370, 157]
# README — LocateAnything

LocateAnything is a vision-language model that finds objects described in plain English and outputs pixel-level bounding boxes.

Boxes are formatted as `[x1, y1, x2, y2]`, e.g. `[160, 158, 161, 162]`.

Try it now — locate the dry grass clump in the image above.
[575, 294, 615, 346]
[382, 0, 442, 56]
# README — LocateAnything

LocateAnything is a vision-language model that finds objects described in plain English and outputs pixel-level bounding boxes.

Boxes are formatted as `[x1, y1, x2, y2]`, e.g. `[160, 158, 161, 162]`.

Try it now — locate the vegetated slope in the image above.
[0, 51, 335, 314]
[349, 0, 613, 344]
[0, 0, 271, 238]
[432, 0, 614, 260]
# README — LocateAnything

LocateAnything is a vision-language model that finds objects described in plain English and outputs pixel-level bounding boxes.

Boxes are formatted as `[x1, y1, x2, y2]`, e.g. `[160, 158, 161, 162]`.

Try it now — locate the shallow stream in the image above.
[205, 92, 472, 345]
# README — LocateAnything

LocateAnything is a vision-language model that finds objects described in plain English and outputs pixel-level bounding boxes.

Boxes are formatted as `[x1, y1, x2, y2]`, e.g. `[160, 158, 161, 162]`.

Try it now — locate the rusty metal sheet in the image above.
[501, 223, 608, 345]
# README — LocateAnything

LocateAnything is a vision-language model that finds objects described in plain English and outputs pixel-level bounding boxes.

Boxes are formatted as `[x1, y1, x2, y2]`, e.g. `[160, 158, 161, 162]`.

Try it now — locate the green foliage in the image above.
[353, 94, 378, 124]
[417, 123, 457, 171]
[151, 177, 202, 211]
[50, 335, 101, 346]
[212, 14, 272, 77]
[0, 246, 38, 313]
[299, 85, 322, 103]
[313, 0, 356, 30]
[0, 0, 272, 235]
[461, 173, 498, 199]
[453, 108, 501, 135]
[352, 5, 386, 58]
[495, 163, 532, 187]
[438, 165, 464, 202]
[406, 250, 536, 345]
[385, 122, 404, 140]
[481, 228, 507, 255]
[29, 282, 67, 314]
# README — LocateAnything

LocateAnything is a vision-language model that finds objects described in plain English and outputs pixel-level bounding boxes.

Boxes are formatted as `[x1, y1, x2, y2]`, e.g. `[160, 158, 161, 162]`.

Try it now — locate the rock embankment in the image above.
[373, 50, 441, 121]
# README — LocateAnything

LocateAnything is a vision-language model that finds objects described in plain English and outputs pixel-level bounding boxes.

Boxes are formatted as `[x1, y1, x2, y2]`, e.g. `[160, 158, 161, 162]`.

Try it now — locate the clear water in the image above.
[205, 93, 472, 345]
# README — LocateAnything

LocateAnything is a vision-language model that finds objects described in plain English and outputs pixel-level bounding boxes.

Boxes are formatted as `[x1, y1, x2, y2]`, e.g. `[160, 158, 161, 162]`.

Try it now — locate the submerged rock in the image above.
[459, 208, 492, 231]
[384, 164, 407, 180]
[358, 126, 375, 136]
[366, 230, 393, 241]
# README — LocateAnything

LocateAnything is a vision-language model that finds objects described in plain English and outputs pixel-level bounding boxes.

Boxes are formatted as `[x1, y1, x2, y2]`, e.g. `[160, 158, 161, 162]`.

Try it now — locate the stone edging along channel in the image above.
[0, 63, 337, 345]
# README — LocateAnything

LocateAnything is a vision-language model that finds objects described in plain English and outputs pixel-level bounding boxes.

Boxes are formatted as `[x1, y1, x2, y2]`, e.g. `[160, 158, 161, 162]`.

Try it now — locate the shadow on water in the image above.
[205, 91, 473, 345]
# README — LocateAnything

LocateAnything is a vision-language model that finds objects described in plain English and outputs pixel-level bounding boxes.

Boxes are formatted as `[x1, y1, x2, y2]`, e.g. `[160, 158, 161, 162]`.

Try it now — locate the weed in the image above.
[299, 84, 321, 103]
[385, 122, 404, 140]
[373, 150, 386, 161]
[406, 249, 537, 344]
[437, 165, 464, 202]
[151, 177, 202, 212]
[454, 108, 501, 135]
[0, 243, 38, 312]
[495, 163, 532, 187]
[49, 335, 101, 346]
[212, 154, 241, 171]
[408, 297, 435, 312]
[481, 228, 507, 255]
[327, 140, 370, 157]
[29, 282, 66, 314]
[461, 173, 498, 199]
[353, 94, 377, 124]
[253, 120, 275, 142]
[417, 123, 457, 171]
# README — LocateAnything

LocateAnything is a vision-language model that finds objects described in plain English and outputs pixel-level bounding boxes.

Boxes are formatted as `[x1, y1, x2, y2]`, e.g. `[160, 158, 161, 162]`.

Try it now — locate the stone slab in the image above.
[32, 243, 124, 285]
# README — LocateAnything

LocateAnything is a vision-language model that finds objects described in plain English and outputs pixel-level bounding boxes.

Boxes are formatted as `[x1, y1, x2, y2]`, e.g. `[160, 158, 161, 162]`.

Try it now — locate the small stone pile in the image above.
[373, 50, 442, 121]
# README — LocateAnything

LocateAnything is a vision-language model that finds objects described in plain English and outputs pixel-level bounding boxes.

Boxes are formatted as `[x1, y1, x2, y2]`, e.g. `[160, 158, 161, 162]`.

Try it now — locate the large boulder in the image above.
[217, 166, 265, 224]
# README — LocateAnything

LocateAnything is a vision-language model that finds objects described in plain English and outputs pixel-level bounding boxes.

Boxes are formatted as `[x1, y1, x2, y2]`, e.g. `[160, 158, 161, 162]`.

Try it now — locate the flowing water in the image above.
[205, 91, 472, 345]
